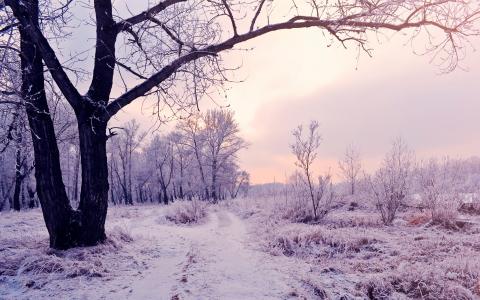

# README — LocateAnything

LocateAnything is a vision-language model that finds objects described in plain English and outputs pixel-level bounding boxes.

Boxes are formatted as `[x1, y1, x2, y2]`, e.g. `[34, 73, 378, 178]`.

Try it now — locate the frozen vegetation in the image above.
[226, 194, 480, 299]
[1, 1, 480, 299]
[1, 192, 480, 299]
[2, 117, 480, 300]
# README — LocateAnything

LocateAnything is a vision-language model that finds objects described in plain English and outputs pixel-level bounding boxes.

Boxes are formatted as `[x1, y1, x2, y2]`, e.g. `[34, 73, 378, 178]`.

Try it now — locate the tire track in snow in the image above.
[109, 209, 308, 300]
[172, 210, 303, 300]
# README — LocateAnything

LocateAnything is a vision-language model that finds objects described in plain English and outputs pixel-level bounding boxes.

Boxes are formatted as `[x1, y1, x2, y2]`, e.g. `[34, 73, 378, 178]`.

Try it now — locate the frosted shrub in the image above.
[417, 158, 463, 226]
[367, 138, 414, 225]
[289, 121, 336, 221]
[164, 198, 208, 224]
[431, 195, 461, 226]
[271, 225, 377, 258]
[281, 172, 335, 223]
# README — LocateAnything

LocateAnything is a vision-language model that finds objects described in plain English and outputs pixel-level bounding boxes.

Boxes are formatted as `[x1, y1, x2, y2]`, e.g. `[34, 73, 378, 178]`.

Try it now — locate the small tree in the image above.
[227, 170, 250, 199]
[368, 138, 414, 225]
[291, 120, 334, 220]
[147, 135, 175, 205]
[203, 109, 248, 202]
[108, 120, 146, 205]
[338, 144, 362, 195]
[176, 114, 210, 199]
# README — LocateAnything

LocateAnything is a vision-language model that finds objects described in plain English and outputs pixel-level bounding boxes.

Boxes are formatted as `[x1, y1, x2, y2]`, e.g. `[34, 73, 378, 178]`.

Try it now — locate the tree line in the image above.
[287, 121, 480, 225]
[108, 109, 249, 206]
[0, 108, 249, 210]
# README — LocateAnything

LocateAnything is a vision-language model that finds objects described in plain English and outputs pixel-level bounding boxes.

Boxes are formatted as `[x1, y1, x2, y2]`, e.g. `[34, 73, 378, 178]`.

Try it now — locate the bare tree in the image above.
[9, 113, 34, 211]
[110, 120, 146, 205]
[12, 129, 34, 211]
[1, 0, 478, 248]
[291, 120, 323, 219]
[170, 131, 191, 200]
[367, 138, 414, 225]
[203, 109, 247, 202]
[177, 114, 210, 199]
[147, 134, 175, 204]
[417, 157, 463, 224]
[227, 170, 250, 199]
[338, 144, 362, 195]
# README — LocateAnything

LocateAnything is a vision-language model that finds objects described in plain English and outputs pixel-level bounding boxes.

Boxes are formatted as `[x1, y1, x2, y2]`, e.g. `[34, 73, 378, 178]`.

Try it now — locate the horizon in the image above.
[112, 32, 480, 184]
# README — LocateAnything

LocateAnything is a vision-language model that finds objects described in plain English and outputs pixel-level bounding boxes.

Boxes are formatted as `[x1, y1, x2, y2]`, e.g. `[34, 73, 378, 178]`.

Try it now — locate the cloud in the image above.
[236, 37, 480, 183]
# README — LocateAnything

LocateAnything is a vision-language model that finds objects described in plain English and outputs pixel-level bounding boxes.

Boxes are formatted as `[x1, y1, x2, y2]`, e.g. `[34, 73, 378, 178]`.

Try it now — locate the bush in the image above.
[417, 158, 464, 227]
[367, 138, 414, 225]
[429, 198, 459, 227]
[164, 198, 208, 224]
[280, 172, 335, 223]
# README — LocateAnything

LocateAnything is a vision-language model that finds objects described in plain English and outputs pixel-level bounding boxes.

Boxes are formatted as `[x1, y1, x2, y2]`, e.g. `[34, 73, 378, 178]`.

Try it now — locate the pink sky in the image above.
[63, 2, 480, 184]
[113, 29, 480, 184]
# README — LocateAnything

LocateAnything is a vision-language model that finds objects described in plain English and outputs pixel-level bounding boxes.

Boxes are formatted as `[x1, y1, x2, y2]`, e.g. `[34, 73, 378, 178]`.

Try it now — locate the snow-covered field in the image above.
[0, 203, 314, 299]
[1, 198, 480, 299]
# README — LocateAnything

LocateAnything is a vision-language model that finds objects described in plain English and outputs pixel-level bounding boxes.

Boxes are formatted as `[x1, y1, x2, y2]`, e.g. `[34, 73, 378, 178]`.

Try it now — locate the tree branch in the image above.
[86, 0, 116, 102]
[147, 16, 187, 49]
[250, 0, 266, 32]
[104, 14, 471, 120]
[115, 0, 187, 33]
[0, 21, 19, 33]
[115, 60, 147, 79]
[222, 0, 237, 36]
[5, 0, 82, 110]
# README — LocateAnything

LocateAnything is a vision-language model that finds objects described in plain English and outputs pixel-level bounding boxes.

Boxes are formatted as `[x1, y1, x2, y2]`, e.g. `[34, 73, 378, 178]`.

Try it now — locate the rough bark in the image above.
[76, 116, 109, 245]
[15, 0, 110, 249]
[19, 0, 80, 249]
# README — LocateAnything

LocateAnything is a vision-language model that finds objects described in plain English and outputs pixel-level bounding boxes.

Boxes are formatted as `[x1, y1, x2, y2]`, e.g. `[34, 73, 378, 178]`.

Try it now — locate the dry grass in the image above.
[0, 208, 142, 298]
[164, 199, 208, 224]
[407, 212, 431, 226]
[228, 196, 480, 300]
[271, 225, 380, 258]
[0, 224, 134, 284]
[360, 257, 480, 300]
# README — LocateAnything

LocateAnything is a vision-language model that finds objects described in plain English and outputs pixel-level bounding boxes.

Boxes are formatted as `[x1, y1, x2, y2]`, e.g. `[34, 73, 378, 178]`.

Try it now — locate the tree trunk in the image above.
[172, 182, 177, 199]
[13, 0, 113, 249]
[72, 146, 81, 202]
[128, 150, 133, 205]
[77, 117, 109, 246]
[179, 185, 184, 199]
[109, 158, 116, 205]
[162, 185, 169, 205]
[12, 147, 22, 211]
[19, 1, 81, 249]
[21, 15, 110, 248]
[211, 159, 218, 202]
[27, 185, 36, 209]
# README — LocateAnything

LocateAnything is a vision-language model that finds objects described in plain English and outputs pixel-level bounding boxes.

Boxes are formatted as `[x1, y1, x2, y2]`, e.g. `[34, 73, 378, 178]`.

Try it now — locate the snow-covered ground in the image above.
[0, 204, 314, 300]
[2, 198, 480, 299]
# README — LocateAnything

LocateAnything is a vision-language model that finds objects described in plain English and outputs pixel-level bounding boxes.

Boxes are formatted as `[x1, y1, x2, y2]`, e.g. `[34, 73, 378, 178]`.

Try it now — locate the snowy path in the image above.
[108, 210, 305, 300]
